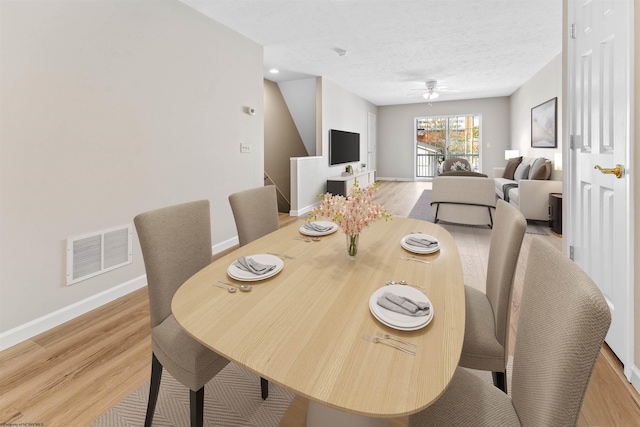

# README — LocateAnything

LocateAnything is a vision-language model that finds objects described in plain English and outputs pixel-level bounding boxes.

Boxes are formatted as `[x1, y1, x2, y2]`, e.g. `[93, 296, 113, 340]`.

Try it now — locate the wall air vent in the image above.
[66, 225, 132, 286]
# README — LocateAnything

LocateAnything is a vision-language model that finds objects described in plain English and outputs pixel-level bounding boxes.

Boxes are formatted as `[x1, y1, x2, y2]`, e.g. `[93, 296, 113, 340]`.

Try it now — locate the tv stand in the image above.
[326, 170, 376, 196]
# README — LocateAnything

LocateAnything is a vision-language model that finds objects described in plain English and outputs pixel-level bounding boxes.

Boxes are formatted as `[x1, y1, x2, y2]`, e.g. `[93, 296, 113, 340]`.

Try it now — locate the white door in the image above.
[568, 0, 633, 379]
[367, 112, 376, 171]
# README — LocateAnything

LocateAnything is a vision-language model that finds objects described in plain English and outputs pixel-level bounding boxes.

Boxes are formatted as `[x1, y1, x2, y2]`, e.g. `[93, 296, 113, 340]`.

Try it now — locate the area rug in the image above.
[407, 189, 437, 222]
[90, 362, 295, 427]
[524, 221, 549, 236]
[409, 190, 550, 235]
[407, 189, 490, 229]
[92, 359, 513, 426]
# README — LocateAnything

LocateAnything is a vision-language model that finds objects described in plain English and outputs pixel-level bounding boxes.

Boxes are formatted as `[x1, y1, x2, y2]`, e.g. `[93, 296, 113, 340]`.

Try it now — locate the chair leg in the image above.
[488, 207, 494, 229]
[190, 387, 205, 427]
[492, 371, 507, 393]
[261, 377, 269, 400]
[144, 353, 163, 427]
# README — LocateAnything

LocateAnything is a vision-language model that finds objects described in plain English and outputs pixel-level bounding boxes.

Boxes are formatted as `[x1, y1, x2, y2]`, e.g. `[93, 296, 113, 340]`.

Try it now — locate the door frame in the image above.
[367, 112, 376, 172]
[564, 0, 635, 381]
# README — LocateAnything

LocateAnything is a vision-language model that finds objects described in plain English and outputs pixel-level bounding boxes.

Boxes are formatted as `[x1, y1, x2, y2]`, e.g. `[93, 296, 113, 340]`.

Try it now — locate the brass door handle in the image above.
[594, 164, 624, 179]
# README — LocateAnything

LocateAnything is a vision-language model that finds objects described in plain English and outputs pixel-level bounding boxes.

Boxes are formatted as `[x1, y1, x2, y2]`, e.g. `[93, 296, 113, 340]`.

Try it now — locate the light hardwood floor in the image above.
[1, 181, 638, 426]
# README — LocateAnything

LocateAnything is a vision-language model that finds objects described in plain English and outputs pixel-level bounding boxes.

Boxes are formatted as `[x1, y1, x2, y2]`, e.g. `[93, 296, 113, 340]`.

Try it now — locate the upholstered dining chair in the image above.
[135, 200, 264, 427]
[459, 199, 526, 392]
[228, 185, 279, 247]
[228, 185, 279, 398]
[408, 237, 611, 427]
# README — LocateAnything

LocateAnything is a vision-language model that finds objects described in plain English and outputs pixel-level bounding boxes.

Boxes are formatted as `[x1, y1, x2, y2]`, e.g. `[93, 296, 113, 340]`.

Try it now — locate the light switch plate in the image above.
[240, 143, 251, 153]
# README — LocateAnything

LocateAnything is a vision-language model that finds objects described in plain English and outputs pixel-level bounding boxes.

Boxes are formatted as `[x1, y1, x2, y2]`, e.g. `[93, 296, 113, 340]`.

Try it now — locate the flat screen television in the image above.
[329, 129, 360, 166]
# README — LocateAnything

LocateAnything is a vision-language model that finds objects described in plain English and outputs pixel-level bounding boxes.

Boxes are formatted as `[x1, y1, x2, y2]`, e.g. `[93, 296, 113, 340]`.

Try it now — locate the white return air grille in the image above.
[66, 225, 132, 286]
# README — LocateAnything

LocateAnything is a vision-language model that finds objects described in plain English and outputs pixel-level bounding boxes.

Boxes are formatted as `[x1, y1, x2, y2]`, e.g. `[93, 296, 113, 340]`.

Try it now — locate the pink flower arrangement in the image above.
[309, 180, 392, 236]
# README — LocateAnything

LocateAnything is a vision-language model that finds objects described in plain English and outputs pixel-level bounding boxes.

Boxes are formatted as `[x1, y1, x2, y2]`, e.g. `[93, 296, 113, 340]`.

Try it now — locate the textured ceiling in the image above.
[180, 0, 562, 106]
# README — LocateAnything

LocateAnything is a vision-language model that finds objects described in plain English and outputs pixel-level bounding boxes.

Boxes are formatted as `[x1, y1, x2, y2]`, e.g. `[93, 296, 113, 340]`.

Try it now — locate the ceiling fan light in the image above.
[423, 91, 439, 100]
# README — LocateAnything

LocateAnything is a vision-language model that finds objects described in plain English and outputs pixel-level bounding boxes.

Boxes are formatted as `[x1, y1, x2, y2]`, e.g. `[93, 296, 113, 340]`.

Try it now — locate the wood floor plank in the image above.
[0, 288, 151, 427]
[580, 349, 640, 426]
[1, 293, 150, 413]
[0, 339, 46, 385]
[0, 181, 638, 427]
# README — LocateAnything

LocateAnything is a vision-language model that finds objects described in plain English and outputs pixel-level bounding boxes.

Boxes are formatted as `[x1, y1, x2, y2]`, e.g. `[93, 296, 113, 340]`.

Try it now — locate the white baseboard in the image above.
[630, 364, 640, 395]
[213, 236, 239, 254]
[0, 275, 147, 352]
[290, 202, 319, 217]
[376, 177, 414, 182]
[0, 238, 243, 353]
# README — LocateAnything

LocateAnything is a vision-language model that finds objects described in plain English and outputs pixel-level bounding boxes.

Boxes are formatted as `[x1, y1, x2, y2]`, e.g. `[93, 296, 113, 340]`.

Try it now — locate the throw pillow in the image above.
[530, 160, 551, 180]
[502, 156, 523, 180]
[449, 160, 470, 171]
[528, 157, 546, 179]
[514, 163, 531, 181]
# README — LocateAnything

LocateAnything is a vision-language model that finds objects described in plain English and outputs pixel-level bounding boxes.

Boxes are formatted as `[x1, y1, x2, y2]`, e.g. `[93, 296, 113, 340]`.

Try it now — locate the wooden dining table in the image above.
[172, 217, 465, 426]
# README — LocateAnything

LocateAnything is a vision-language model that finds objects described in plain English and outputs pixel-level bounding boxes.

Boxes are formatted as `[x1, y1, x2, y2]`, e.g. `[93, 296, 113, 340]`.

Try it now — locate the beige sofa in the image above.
[493, 157, 562, 221]
[431, 176, 496, 228]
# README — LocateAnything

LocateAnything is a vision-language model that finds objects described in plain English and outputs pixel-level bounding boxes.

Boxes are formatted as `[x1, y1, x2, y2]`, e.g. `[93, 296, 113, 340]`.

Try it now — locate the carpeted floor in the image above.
[408, 190, 549, 235]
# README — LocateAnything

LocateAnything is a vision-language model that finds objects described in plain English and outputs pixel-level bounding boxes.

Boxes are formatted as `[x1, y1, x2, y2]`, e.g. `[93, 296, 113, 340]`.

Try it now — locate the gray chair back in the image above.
[485, 200, 526, 354]
[511, 237, 611, 426]
[134, 200, 212, 328]
[229, 185, 279, 247]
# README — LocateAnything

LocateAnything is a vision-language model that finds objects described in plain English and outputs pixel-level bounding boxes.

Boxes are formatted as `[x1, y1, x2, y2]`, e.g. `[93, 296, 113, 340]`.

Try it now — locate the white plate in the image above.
[369, 308, 430, 332]
[227, 254, 284, 282]
[368, 285, 434, 331]
[369, 287, 433, 331]
[400, 234, 440, 254]
[299, 221, 339, 236]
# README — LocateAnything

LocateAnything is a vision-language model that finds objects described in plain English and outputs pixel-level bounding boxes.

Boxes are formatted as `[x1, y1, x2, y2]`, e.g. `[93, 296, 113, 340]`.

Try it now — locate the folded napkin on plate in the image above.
[303, 222, 333, 232]
[406, 237, 438, 248]
[233, 256, 276, 275]
[377, 292, 430, 317]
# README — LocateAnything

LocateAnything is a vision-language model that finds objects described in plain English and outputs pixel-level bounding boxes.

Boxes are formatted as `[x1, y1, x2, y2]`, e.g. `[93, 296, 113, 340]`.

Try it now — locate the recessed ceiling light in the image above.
[269, 68, 279, 74]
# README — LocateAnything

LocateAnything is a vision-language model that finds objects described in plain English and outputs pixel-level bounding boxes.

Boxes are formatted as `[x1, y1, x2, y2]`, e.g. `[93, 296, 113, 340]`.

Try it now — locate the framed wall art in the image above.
[531, 97, 557, 148]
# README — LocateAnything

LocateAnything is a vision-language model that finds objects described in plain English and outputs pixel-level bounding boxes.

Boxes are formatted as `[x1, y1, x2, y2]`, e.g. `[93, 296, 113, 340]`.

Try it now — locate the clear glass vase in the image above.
[346, 234, 359, 260]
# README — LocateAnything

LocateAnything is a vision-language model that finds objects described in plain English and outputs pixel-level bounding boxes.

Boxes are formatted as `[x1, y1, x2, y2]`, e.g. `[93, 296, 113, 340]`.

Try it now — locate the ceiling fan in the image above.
[422, 80, 440, 100]
[412, 80, 456, 100]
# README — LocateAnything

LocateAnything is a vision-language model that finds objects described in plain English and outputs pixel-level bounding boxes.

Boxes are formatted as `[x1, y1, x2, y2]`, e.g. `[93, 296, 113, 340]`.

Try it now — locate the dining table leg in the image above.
[306, 401, 389, 427]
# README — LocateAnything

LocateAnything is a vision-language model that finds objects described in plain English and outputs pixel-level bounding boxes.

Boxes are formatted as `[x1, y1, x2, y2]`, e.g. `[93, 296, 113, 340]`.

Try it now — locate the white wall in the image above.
[0, 0, 264, 344]
[376, 98, 511, 180]
[264, 79, 308, 207]
[322, 79, 378, 175]
[510, 52, 563, 177]
[290, 77, 378, 215]
[278, 78, 316, 156]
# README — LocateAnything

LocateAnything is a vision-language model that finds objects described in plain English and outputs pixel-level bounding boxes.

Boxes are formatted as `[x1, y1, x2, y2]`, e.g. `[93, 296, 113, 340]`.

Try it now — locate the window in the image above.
[415, 115, 481, 177]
